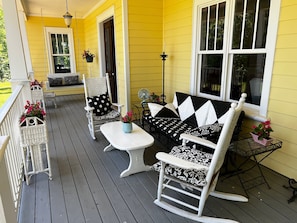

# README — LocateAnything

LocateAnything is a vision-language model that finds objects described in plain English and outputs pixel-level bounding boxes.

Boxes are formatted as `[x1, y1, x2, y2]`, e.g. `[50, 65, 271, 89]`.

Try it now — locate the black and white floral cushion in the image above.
[153, 145, 213, 186]
[93, 109, 120, 121]
[87, 93, 112, 116]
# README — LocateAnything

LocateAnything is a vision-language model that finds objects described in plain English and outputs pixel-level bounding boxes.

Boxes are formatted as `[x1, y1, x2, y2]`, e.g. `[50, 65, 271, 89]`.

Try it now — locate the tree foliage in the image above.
[0, 9, 10, 81]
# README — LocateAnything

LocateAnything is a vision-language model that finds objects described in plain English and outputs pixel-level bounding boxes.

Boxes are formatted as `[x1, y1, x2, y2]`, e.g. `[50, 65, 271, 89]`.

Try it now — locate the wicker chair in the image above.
[83, 74, 122, 140]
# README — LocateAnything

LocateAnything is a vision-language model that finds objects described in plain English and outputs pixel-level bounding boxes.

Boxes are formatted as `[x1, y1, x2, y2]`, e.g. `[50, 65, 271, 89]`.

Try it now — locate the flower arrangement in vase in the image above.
[82, 50, 95, 62]
[251, 120, 273, 146]
[20, 100, 46, 126]
[121, 111, 133, 133]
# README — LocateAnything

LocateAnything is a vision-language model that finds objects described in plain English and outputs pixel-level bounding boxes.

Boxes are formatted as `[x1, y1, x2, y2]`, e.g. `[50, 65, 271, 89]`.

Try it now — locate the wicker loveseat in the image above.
[143, 92, 245, 144]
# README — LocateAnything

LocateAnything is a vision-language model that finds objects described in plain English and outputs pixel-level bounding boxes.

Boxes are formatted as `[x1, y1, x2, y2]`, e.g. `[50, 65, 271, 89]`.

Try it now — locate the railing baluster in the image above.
[0, 84, 25, 211]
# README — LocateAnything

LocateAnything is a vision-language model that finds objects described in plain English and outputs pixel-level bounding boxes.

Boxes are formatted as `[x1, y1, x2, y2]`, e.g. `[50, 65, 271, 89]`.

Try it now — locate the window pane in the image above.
[230, 54, 266, 105]
[243, 0, 256, 49]
[255, 0, 270, 48]
[208, 5, 216, 50]
[57, 34, 63, 54]
[200, 7, 208, 50]
[62, 34, 69, 54]
[200, 54, 223, 96]
[232, 0, 244, 49]
[53, 56, 71, 73]
[216, 2, 226, 50]
[51, 34, 57, 54]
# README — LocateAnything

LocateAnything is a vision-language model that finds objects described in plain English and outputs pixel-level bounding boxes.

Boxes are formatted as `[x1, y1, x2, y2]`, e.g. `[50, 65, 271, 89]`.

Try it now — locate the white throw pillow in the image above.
[148, 103, 179, 118]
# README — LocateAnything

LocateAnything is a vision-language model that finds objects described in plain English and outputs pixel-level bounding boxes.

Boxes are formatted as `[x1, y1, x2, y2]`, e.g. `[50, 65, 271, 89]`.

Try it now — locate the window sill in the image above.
[243, 107, 268, 122]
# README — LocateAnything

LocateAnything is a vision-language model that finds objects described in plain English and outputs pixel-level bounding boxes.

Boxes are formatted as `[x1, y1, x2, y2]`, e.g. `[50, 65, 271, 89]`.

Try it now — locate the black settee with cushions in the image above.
[142, 92, 245, 144]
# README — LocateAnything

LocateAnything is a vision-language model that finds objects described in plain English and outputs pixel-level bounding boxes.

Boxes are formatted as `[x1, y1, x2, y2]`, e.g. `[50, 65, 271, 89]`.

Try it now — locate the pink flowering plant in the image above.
[252, 120, 273, 140]
[20, 100, 46, 123]
[30, 79, 43, 87]
[121, 111, 133, 123]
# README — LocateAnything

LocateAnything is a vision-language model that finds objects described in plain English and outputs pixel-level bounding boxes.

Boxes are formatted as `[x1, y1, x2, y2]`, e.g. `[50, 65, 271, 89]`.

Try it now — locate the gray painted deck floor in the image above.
[18, 94, 297, 223]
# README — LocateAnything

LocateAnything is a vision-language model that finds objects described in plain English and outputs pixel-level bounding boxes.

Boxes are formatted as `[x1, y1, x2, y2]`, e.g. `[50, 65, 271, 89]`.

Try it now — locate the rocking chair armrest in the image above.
[111, 103, 124, 112]
[84, 106, 94, 112]
[156, 152, 209, 171]
[180, 133, 216, 150]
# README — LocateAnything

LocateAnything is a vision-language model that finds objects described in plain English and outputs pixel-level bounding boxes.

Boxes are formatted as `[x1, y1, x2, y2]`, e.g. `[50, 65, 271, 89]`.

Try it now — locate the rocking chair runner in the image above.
[83, 74, 122, 139]
[153, 93, 247, 223]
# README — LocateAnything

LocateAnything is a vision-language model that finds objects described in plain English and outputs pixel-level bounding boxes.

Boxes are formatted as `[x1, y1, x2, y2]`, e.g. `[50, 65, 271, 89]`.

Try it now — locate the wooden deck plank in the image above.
[48, 103, 85, 223]
[17, 94, 297, 223]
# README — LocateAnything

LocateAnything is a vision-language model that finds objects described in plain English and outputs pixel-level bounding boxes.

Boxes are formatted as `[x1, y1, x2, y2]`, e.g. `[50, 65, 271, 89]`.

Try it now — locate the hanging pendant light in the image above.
[63, 0, 72, 27]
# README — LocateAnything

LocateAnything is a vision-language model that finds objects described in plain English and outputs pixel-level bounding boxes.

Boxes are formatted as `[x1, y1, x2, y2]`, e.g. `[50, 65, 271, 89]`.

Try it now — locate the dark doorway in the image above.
[103, 18, 117, 103]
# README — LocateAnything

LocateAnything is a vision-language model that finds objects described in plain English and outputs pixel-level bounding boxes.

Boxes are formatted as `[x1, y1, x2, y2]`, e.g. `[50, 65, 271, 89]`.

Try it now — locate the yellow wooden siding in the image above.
[25, 16, 86, 95]
[163, 0, 193, 102]
[127, 0, 163, 108]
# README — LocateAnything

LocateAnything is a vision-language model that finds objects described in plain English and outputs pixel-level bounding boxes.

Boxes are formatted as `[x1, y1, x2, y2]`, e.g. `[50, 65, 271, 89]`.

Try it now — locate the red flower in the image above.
[121, 111, 133, 123]
[252, 120, 273, 140]
[20, 100, 46, 123]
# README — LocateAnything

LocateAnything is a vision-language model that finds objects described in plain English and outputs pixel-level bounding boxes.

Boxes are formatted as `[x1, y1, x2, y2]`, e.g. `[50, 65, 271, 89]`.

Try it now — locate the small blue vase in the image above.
[122, 122, 132, 133]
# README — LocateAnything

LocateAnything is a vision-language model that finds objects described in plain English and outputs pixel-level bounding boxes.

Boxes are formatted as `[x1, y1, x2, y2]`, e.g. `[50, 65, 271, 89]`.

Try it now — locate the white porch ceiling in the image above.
[19, 0, 105, 18]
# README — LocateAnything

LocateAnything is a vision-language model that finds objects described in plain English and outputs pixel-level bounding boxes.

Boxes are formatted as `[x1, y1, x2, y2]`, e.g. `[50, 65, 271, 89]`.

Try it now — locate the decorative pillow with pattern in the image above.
[64, 75, 79, 85]
[48, 77, 63, 87]
[153, 145, 212, 186]
[87, 93, 112, 116]
[173, 92, 230, 127]
[148, 103, 179, 119]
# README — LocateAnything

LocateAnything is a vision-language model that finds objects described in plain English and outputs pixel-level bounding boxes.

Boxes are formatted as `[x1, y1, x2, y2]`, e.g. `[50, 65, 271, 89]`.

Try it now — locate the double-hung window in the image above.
[192, 0, 280, 117]
[45, 27, 76, 74]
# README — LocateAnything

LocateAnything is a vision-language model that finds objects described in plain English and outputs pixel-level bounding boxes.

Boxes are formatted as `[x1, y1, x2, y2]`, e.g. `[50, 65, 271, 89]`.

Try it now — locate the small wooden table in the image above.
[100, 121, 154, 177]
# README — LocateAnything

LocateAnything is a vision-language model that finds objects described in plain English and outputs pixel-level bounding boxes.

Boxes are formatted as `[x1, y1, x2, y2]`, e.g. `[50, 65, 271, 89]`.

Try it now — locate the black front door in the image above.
[103, 19, 117, 103]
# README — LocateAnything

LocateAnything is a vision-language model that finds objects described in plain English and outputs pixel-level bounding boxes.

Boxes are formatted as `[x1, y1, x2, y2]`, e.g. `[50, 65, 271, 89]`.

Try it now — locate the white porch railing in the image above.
[0, 84, 26, 222]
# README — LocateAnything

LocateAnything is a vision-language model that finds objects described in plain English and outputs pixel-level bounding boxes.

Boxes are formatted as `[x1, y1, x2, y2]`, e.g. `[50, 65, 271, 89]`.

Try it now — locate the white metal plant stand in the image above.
[19, 117, 52, 185]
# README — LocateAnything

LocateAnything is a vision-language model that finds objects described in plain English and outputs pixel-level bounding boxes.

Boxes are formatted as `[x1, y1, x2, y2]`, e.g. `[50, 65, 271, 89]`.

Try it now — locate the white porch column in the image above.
[2, 0, 31, 99]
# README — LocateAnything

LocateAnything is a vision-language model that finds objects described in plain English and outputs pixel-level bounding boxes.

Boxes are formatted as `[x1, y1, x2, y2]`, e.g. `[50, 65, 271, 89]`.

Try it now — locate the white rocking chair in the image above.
[83, 74, 122, 140]
[153, 93, 248, 223]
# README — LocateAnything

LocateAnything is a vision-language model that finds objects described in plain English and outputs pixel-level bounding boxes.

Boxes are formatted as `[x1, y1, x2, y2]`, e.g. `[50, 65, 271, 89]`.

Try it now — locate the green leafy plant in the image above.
[252, 120, 273, 140]
[82, 50, 95, 59]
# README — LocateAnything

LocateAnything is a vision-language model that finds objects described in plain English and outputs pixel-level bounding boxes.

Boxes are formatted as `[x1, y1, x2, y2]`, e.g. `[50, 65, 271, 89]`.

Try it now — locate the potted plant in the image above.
[20, 100, 46, 126]
[82, 50, 95, 63]
[251, 120, 273, 146]
[149, 92, 160, 103]
[30, 79, 43, 87]
[121, 111, 133, 133]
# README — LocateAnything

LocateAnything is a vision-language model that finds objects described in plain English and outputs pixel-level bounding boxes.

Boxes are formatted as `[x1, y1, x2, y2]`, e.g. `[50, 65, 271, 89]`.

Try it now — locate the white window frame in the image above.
[191, 0, 281, 119]
[44, 27, 76, 74]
